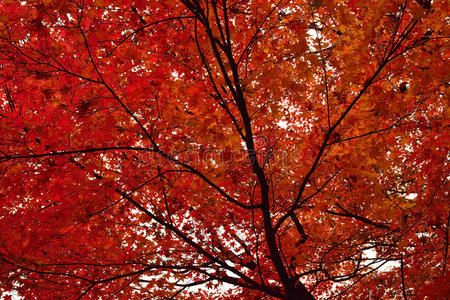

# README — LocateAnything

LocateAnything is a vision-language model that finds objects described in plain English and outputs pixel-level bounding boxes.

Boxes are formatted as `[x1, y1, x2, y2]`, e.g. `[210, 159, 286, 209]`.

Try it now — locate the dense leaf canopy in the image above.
[0, 0, 448, 299]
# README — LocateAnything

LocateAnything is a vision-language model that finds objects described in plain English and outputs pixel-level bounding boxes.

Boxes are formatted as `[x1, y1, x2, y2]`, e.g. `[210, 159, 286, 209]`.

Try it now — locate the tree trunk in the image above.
[285, 284, 316, 300]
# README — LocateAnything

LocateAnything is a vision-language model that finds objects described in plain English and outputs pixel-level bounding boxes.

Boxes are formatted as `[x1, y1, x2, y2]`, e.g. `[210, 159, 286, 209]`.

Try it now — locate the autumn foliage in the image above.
[0, 0, 448, 299]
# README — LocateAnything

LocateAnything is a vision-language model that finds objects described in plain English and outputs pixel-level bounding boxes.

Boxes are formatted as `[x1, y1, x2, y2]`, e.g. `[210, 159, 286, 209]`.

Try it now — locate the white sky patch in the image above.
[406, 193, 418, 200]
[362, 248, 400, 272]
[277, 120, 288, 128]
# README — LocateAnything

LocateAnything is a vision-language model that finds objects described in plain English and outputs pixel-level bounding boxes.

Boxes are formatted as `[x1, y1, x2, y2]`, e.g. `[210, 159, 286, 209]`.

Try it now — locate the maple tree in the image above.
[0, 0, 448, 298]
